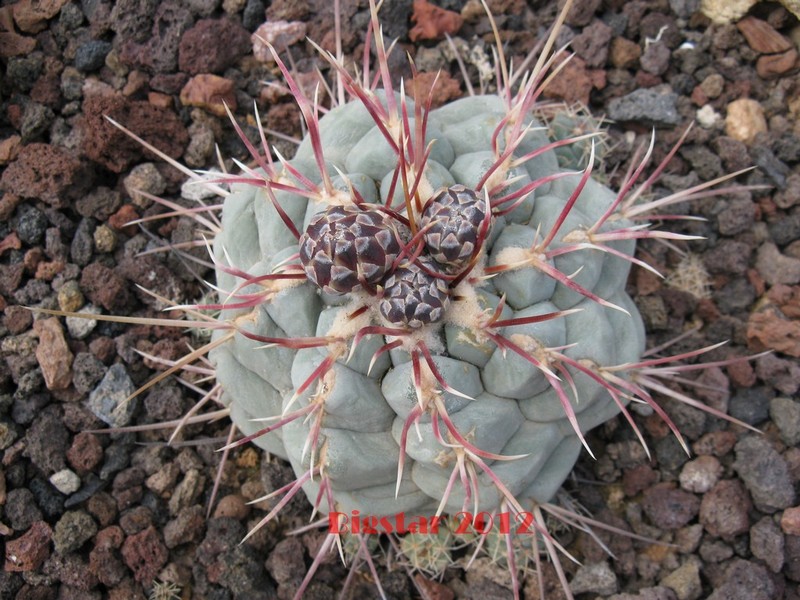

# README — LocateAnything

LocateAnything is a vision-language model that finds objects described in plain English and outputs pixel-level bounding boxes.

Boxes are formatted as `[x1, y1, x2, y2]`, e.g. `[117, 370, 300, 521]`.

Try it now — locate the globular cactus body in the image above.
[209, 88, 646, 520]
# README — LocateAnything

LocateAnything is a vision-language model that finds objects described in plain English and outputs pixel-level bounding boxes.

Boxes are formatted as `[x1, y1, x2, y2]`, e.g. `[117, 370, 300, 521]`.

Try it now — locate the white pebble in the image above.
[50, 469, 81, 495]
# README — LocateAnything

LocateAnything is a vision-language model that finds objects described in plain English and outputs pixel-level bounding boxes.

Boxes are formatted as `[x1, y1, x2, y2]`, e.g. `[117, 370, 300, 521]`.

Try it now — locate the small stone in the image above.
[121, 525, 168, 583]
[93, 224, 117, 253]
[179, 17, 251, 75]
[750, 516, 784, 572]
[53, 510, 98, 554]
[66, 304, 101, 340]
[699, 479, 751, 539]
[409, 0, 463, 42]
[701, 0, 758, 24]
[640, 41, 671, 75]
[33, 317, 74, 390]
[609, 37, 641, 69]
[607, 87, 681, 127]
[679, 455, 722, 494]
[49, 469, 81, 495]
[756, 48, 799, 79]
[725, 98, 768, 145]
[696, 105, 721, 128]
[74, 40, 112, 72]
[12, 0, 70, 33]
[706, 559, 775, 600]
[734, 435, 796, 513]
[782, 505, 800, 535]
[163, 505, 205, 548]
[1, 143, 91, 208]
[213, 494, 250, 520]
[736, 16, 793, 53]
[66, 431, 104, 474]
[569, 561, 618, 596]
[771, 397, 800, 446]
[4, 521, 52, 572]
[181, 168, 224, 201]
[747, 304, 800, 357]
[80, 262, 130, 311]
[87, 363, 138, 427]
[123, 162, 166, 207]
[180, 74, 237, 117]
[700, 73, 725, 99]
[661, 559, 702, 600]
[251, 20, 307, 61]
[57, 280, 85, 313]
[643, 483, 701, 530]
[571, 20, 613, 68]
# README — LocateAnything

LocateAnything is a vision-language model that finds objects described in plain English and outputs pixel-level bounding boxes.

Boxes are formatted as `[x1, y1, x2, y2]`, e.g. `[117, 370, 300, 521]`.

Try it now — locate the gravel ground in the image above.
[1, 0, 800, 598]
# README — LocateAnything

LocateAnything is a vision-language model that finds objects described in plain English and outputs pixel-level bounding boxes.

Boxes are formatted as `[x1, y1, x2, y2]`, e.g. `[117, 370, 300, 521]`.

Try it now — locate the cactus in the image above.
[85, 1, 759, 597]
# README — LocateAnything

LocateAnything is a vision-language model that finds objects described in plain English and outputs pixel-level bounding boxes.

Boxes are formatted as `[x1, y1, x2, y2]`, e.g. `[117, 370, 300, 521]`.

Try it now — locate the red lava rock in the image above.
[67, 432, 104, 475]
[757, 49, 800, 79]
[409, 0, 464, 42]
[33, 317, 74, 391]
[5, 521, 52, 572]
[0, 29, 36, 58]
[642, 483, 701, 530]
[727, 358, 756, 387]
[408, 71, 462, 109]
[35, 259, 64, 281]
[12, 0, 68, 33]
[747, 304, 800, 357]
[121, 525, 168, 583]
[180, 74, 237, 117]
[0, 231, 21, 257]
[782, 505, 800, 535]
[623, 464, 659, 497]
[79, 94, 188, 173]
[693, 430, 738, 457]
[3, 304, 32, 334]
[736, 16, 793, 54]
[108, 204, 139, 236]
[1, 143, 92, 208]
[542, 55, 600, 106]
[179, 18, 251, 75]
[571, 19, 613, 68]
[80, 262, 131, 312]
[0, 134, 21, 164]
[699, 479, 752, 540]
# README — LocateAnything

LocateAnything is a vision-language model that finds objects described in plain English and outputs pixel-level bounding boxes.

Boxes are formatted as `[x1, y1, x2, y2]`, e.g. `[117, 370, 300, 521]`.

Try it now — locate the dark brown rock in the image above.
[642, 483, 701, 530]
[66, 432, 104, 475]
[118, 2, 194, 73]
[0, 144, 92, 208]
[79, 95, 188, 173]
[699, 479, 752, 539]
[120, 525, 168, 583]
[178, 18, 251, 75]
[79, 262, 131, 312]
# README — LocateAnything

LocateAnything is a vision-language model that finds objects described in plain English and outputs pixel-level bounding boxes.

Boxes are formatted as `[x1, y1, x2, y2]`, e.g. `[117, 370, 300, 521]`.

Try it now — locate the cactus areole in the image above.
[208, 72, 656, 521]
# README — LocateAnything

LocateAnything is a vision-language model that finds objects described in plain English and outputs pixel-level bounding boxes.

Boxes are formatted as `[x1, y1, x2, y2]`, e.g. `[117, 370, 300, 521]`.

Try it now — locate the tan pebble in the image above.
[33, 317, 74, 390]
[179, 74, 237, 118]
[781, 505, 800, 535]
[725, 98, 768, 145]
[93, 225, 117, 253]
[213, 494, 250, 520]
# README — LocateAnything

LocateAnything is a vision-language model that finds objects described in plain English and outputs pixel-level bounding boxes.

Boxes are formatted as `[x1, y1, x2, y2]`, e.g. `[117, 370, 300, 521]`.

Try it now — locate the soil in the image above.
[1, 0, 800, 599]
